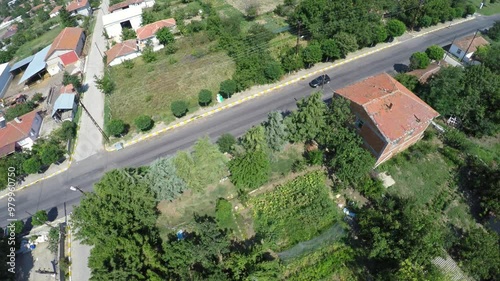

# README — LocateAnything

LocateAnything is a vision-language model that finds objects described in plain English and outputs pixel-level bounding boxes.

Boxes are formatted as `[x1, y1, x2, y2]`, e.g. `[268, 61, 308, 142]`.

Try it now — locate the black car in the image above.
[309, 74, 331, 88]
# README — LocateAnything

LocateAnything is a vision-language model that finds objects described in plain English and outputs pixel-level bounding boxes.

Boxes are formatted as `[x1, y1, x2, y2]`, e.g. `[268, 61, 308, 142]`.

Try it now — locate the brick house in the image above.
[66, 0, 92, 17]
[334, 73, 440, 166]
[136, 18, 176, 51]
[0, 111, 43, 158]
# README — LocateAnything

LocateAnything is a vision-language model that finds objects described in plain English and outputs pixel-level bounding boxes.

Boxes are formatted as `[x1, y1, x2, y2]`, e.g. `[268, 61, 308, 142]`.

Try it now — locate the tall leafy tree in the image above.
[241, 125, 267, 152]
[146, 157, 188, 201]
[156, 27, 175, 46]
[287, 92, 328, 143]
[264, 111, 288, 152]
[301, 42, 322, 67]
[229, 149, 270, 191]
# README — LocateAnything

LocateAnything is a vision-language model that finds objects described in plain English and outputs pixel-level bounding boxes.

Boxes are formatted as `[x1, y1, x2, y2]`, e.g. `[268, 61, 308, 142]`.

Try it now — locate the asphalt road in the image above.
[2, 14, 499, 228]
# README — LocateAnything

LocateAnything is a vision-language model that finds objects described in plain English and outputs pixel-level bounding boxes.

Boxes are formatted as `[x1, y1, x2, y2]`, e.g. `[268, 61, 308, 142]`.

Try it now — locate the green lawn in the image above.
[14, 26, 63, 60]
[108, 32, 235, 129]
[469, 0, 500, 15]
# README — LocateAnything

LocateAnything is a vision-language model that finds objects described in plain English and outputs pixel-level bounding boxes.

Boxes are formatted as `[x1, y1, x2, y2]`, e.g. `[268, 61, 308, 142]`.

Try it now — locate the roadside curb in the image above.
[105, 15, 476, 152]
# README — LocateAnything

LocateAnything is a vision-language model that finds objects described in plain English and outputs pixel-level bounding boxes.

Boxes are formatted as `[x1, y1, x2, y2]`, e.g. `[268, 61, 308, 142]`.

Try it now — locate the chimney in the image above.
[14, 117, 22, 123]
[414, 114, 421, 123]
[0, 116, 6, 128]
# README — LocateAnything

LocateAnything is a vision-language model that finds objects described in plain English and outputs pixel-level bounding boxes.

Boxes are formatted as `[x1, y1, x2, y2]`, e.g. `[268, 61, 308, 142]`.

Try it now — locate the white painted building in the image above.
[45, 27, 86, 76]
[108, 0, 155, 13]
[105, 39, 141, 66]
[103, 6, 142, 40]
[66, 0, 92, 17]
[449, 34, 489, 64]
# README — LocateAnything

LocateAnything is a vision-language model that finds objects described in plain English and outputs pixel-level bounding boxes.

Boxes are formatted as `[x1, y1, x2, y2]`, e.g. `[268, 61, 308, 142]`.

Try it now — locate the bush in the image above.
[454, 7, 465, 18]
[171, 100, 189, 118]
[425, 45, 444, 61]
[142, 46, 157, 63]
[358, 177, 385, 199]
[217, 133, 236, 153]
[219, 79, 237, 99]
[31, 93, 43, 103]
[386, 19, 406, 38]
[291, 158, 307, 173]
[62, 71, 82, 89]
[264, 62, 283, 82]
[31, 210, 48, 226]
[57, 121, 77, 141]
[48, 227, 59, 253]
[134, 115, 153, 131]
[122, 59, 134, 69]
[215, 198, 236, 230]
[443, 129, 470, 150]
[465, 4, 476, 16]
[419, 15, 433, 27]
[198, 89, 212, 106]
[410, 52, 430, 70]
[107, 119, 125, 136]
[5, 101, 36, 121]
[488, 21, 500, 41]
[306, 149, 323, 166]
[40, 143, 64, 166]
[23, 157, 42, 174]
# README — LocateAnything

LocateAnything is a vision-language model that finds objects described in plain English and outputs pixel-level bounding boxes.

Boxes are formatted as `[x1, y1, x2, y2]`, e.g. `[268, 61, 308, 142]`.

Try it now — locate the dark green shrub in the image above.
[198, 89, 212, 106]
[134, 115, 153, 131]
[171, 100, 189, 118]
[217, 133, 236, 153]
[358, 177, 385, 199]
[219, 79, 237, 99]
[443, 129, 470, 150]
[291, 158, 307, 173]
[306, 149, 324, 166]
[107, 119, 125, 136]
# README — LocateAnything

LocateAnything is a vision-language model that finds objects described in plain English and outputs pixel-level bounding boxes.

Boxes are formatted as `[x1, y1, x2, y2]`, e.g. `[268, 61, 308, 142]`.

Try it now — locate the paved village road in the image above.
[2, 14, 500, 228]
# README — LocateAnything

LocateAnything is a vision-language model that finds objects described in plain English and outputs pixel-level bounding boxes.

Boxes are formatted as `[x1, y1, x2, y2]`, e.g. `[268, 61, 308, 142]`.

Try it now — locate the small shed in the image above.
[51, 93, 77, 122]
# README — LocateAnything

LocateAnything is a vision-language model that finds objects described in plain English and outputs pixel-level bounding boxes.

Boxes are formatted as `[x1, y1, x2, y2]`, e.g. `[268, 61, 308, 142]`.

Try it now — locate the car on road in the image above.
[309, 75, 331, 88]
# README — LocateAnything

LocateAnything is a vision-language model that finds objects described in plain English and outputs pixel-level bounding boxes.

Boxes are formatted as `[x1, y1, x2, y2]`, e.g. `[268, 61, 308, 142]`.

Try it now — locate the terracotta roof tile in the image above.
[136, 19, 176, 40]
[335, 73, 439, 142]
[31, 3, 45, 12]
[105, 39, 138, 65]
[0, 110, 40, 156]
[453, 34, 490, 53]
[66, 0, 89, 12]
[45, 27, 84, 60]
[50, 5, 63, 15]
[108, 0, 144, 13]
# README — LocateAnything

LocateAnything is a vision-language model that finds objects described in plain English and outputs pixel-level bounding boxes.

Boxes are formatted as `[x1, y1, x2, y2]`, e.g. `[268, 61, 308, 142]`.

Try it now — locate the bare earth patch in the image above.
[225, 0, 284, 15]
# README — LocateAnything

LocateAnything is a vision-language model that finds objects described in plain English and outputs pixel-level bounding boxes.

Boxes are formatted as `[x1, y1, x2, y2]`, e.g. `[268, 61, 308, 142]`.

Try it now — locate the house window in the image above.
[457, 49, 462, 55]
[355, 119, 364, 129]
[30, 129, 35, 136]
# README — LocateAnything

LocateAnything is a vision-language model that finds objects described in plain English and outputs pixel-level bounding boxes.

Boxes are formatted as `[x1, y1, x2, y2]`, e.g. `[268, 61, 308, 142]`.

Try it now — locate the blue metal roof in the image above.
[18, 45, 51, 85]
[51, 93, 76, 117]
[10, 55, 34, 72]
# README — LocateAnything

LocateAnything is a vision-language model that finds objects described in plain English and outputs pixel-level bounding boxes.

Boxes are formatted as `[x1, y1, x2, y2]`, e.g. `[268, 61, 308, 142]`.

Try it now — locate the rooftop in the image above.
[66, 0, 89, 12]
[50, 5, 63, 15]
[105, 39, 138, 65]
[18, 44, 51, 85]
[136, 18, 176, 40]
[103, 5, 142, 26]
[0, 110, 40, 157]
[335, 73, 439, 141]
[45, 27, 84, 60]
[453, 34, 490, 53]
[406, 61, 448, 83]
[108, 0, 144, 13]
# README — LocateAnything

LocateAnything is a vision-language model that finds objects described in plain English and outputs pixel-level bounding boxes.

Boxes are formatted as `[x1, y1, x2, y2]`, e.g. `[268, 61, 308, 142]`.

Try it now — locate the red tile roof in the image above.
[66, 0, 89, 12]
[30, 3, 45, 12]
[2, 16, 12, 24]
[136, 18, 176, 40]
[50, 5, 63, 15]
[0, 110, 40, 157]
[108, 0, 144, 13]
[335, 73, 439, 142]
[406, 61, 448, 83]
[453, 34, 490, 53]
[105, 39, 138, 65]
[46, 27, 84, 60]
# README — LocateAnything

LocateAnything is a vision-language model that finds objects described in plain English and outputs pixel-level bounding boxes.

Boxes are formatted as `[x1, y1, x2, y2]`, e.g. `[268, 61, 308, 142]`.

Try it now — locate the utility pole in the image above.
[79, 101, 110, 143]
[295, 21, 301, 55]
[461, 29, 479, 63]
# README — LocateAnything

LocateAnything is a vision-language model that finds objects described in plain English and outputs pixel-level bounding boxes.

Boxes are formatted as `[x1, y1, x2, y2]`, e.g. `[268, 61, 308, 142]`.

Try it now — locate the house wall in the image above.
[104, 15, 142, 39]
[17, 137, 34, 150]
[449, 44, 474, 62]
[50, 11, 60, 18]
[109, 52, 141, 66]
[29, 112, 43, 140]
[138, 37, 162, 51]
[0, 66, 13, 98]
[70, 4, 92, 17]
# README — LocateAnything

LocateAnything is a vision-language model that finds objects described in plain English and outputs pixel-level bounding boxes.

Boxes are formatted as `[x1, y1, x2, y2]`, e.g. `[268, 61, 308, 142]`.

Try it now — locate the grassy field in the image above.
[14, 26, 63, 60]
[378, 136, 477, 231]
[108, 33, 235, 128]
[469, 0, 500, 15]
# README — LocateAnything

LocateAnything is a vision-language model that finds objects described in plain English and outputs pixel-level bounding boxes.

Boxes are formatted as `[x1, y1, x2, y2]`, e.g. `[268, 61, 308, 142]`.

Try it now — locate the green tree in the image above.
[146, 157, 188, 201]
[219, 79, 237, 98]
[156, 27, 175, 45]
[287, 92, 328, 143]
[40, 143, 64, 166]
[72, 169, 167, 279]
[482, 43, 500, 73]
[320, 39, 341, 61]
[31, 210, 48, 226]
[394, 73, 420, 92]
[94, 72, 115, 95]
[332, 32, 358, 58]
[488, 21, 500, 41]
[31, 93, 43, 103]
[23, 157, 41, 174]
[134, 115, 153, 131]
[142, 45, 157, 63]
[301, 42, 322, 67]
[425, 45, 444, 60]
[454, 227, 500, 280]
[465, 4, 476, 15]
[386, 19, 406, 38]
[106, 119, 125, 136]
[264, 62, 283, 82]
[48, 227, 59, 253]
[36, 10, 50, 22]
[229, 148, 270, 191]
[59, 5, 75, 27]
[264, 111, 288, 152]
[198, 89, 212, 106]
[171, 100, 189, 117]
[419, 15, 433, 27]
[62, 71, 82, 89]
[306, 149, 323, 166]
[121, 28, 137, 41]
[241, 125, 267, 152]
[57, 121, 77, 141]
[8, 220, 24, 235]
[217, 133, 236, 154]
[409, 52, 430, 70]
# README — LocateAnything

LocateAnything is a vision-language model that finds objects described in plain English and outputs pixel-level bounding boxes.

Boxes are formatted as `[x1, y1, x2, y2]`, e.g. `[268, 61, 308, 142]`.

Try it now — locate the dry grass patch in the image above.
[225, 0, 284, 15]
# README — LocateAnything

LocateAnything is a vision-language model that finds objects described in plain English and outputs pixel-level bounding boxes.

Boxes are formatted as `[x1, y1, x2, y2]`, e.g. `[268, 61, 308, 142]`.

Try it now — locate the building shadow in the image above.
[393, 63, 409, 73]
[15, 250, 34, 281]
[47, 207, 58, 222]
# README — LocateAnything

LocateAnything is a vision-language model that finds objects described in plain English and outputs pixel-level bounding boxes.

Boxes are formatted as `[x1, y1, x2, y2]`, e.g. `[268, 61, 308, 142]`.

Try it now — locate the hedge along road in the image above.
[1, 14, 499, 228]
